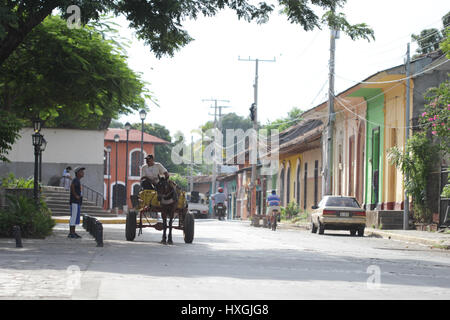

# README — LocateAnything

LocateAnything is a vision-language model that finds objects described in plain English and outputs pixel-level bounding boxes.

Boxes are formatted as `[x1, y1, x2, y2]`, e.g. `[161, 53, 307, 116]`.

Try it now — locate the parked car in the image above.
[311, 196, 366, 236]
[186, 191, 209, 219]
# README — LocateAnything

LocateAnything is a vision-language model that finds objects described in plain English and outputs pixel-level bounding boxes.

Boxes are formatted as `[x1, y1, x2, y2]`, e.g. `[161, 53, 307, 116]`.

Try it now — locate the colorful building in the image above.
[103, 128, 169, 211]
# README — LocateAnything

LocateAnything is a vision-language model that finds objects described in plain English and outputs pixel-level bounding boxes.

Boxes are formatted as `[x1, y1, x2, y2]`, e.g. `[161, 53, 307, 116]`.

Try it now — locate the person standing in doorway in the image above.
[68, 167, 85, 239]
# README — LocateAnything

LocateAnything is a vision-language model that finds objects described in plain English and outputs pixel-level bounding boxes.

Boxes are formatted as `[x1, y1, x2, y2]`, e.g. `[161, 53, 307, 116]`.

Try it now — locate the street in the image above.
[0, 219, 449, 300]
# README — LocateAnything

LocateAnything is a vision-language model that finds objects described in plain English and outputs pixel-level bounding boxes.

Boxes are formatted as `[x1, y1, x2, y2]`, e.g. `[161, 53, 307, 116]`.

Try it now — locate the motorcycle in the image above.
[215, 203, 226, 221]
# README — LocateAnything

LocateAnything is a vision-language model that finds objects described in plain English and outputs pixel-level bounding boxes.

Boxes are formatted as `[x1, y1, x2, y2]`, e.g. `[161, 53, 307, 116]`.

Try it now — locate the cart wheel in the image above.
[183, 212, 195, 244]
[126, 210, 137, 241]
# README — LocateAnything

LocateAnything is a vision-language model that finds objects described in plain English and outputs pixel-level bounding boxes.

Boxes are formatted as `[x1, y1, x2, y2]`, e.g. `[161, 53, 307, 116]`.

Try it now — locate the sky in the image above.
[116, 0, 450, 141]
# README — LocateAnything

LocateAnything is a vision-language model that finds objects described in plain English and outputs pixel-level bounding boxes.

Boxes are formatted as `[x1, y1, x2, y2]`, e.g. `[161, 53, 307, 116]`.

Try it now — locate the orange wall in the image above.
[103, 141, 155, 210]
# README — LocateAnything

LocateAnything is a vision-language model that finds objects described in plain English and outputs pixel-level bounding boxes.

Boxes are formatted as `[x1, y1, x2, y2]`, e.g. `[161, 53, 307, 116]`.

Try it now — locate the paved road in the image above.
[1, 219, 449, 300]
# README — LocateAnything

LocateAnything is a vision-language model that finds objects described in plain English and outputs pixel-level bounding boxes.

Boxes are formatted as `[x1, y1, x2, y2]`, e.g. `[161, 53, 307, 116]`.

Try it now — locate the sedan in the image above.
[311, 196, 366, 236]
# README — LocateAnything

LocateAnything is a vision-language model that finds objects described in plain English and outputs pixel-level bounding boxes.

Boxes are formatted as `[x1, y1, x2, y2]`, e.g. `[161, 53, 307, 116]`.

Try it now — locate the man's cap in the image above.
[74, 167, 85, 174]
[145, 154, 154, 160]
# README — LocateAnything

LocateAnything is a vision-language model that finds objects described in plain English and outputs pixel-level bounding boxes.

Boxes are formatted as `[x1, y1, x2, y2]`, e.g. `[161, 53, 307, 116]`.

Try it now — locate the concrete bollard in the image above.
[95, 221, 103, 247]
[13, 225, 23, 248]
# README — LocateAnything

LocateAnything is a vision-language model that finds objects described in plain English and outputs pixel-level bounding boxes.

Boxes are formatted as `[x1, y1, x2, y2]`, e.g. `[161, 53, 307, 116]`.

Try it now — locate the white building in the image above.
[0, 128, 105, 194]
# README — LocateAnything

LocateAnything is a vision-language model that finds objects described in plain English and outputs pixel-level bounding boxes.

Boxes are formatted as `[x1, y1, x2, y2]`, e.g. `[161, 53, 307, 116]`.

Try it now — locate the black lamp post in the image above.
[106, 145, 112, 210]
[139, 109, 147, 166]
[114, 134, 120, 210]
[124, 122, 131, 208]
[38, 138, 47, 183]
[32, 119, 43, 204]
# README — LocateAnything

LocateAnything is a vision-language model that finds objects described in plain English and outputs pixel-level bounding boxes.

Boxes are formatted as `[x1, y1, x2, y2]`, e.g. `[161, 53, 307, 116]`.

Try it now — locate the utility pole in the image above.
[325, 11, 338, 196]
[238, 56, 275, 217]
[203, 98, 230, 197]
[404, 43, 411, 230]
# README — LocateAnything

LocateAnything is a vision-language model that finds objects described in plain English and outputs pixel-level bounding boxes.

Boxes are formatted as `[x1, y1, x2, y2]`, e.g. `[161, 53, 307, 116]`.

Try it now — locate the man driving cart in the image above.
[140, 154, 169, 190]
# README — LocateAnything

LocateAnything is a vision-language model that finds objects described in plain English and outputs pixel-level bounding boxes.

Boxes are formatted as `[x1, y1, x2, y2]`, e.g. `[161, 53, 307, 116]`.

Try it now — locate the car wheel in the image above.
[357, 227, 364, 237]
[311, 221, 317, 233]
[350, 229, 357, 236]
[318, 221, 325, 235]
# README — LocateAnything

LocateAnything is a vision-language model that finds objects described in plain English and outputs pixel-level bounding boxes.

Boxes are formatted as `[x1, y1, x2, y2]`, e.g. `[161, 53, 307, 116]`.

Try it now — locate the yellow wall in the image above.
[382, 80, 413, 208]
[279, 148, 322, 212]
[279, 154, 302, 206]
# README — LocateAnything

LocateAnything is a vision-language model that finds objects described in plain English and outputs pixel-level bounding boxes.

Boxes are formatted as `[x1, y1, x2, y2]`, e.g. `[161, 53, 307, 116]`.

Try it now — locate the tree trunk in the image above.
[0, 4, 56, 66]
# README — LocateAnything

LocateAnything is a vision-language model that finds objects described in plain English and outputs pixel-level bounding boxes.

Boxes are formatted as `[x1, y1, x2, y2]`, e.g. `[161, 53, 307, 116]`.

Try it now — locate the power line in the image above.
[333, 56, 449, 85]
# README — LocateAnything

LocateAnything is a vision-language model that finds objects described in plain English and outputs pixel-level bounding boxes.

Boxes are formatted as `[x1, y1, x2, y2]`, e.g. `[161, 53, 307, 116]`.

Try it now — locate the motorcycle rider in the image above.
[212, 187, 227, 219]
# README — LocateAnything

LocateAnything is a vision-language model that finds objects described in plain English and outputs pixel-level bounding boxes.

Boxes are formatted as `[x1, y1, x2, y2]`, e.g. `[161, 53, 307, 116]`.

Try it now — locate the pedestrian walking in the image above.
[68, 167, 85, 239]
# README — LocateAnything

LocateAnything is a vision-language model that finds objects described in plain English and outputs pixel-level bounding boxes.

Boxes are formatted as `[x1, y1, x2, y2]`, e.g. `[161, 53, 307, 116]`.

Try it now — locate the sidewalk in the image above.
[277, 221, 450, 249]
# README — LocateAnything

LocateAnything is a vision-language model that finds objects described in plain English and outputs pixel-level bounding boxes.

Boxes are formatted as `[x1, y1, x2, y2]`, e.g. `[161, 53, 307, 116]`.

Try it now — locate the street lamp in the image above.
[33, 118, 42, 133]
[124, 122, 131, 209]
[114, 134, 120, 210]
[32, 131, 43, 204]
[38, 137, 47, 183]
[106, 145, 112, 210]
[139, 109, 147, 166]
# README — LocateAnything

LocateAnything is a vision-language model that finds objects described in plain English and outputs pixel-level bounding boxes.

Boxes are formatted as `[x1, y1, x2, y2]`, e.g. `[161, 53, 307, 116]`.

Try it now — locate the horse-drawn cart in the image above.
[126, 187, 194, 244]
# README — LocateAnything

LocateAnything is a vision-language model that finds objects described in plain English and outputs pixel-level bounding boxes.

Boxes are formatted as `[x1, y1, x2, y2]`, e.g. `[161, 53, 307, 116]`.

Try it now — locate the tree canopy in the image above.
[412, 11, 450, 56]
[0, 0, 373, 66]
[0, 15, 148, 161]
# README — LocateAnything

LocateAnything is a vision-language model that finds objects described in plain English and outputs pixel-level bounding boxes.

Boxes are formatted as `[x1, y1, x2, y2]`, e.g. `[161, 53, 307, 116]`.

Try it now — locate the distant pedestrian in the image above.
[60, 166, 72, 190]
[68, 167, 85, 239]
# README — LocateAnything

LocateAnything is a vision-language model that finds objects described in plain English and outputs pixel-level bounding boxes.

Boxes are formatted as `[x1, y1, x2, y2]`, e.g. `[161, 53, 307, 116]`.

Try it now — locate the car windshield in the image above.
[325, 197, 360, 208]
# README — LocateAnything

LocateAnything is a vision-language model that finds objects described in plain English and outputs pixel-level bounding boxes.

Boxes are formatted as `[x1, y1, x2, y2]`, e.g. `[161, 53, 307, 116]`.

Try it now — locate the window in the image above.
[286, 165, 291, 205]
[130, 150, 142, 177]
[280, 168, 285, 206]
[325, 197, 360, 208]
[104, 151, 108, 176]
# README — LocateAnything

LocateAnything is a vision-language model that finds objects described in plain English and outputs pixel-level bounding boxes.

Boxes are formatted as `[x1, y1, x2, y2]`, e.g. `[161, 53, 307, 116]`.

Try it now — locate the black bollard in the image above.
[95, 221, 103, 247]
[13, 225, 23, 248]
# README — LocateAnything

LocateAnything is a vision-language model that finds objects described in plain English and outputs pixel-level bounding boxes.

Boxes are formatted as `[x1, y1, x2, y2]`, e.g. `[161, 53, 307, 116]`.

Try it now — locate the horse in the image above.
[154, 176, 179, 245]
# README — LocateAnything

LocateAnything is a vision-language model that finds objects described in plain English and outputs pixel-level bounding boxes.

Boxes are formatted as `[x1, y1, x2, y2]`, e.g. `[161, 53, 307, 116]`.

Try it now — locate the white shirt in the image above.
[141, 162, 168, 183]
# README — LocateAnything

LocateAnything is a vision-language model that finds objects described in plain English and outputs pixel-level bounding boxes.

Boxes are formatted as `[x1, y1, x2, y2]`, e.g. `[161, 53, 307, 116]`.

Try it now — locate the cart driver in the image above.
[140, 154, 169, 190]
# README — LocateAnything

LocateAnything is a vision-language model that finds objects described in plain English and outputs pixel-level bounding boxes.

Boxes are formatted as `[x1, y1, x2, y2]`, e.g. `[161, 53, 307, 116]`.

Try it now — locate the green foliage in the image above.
[388, 132, 439, 223]
[170, 173, 188, 191]
[285, 201, 300, 219]
[418, 79, 450, 154]
[321, 11, 375, 42]
[0, 195, 55, 238]
[1, 173, 35, 189]
[0, 16, 148, 129]
[263, 107, 303, 132]
[413, 11, 449, 56]
[412, 28, 443, 55]
[0, 110, 22, 162]
[441, 28, 450, 59]
[441, 177, 450, 198]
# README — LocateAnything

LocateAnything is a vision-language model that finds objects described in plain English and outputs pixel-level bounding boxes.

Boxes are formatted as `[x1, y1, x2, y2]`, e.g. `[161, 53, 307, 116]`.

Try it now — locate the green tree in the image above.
[388, 132, 439, 223]
[0, 1, 371, 67]
[418, 80, 450, 154]
[412, 11, 449, 56]
[263, 107, 304, 132]
[0, 16, 148, 160]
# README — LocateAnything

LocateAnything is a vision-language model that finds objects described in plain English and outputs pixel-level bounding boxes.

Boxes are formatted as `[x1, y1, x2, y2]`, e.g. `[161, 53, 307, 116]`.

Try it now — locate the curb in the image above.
[277, 223, 450, 249]
[365, 228, 450, 249]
